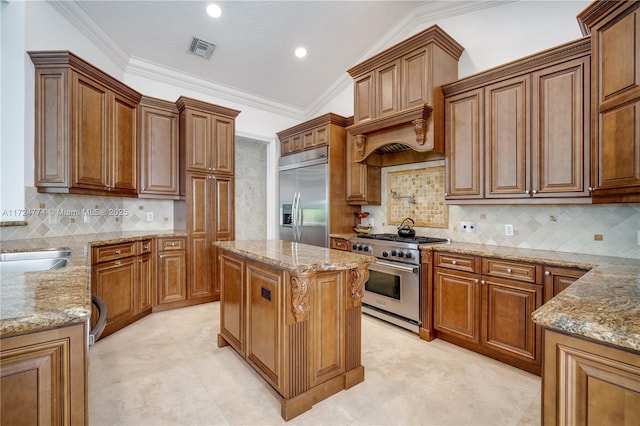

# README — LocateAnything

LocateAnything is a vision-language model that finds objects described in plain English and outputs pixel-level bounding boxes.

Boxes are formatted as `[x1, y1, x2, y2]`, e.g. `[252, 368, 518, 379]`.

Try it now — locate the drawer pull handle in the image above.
[544, 271, 550, 276]
[115, 249, 121, 254]
[506, 268, 512, 274]
[451, 260, 457, 265]
[115, 260, 121, 266]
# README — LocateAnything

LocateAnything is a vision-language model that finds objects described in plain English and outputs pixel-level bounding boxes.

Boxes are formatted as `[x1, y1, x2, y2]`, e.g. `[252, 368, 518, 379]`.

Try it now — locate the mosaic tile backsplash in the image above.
[363, 161, 640, 259]
[387, 166, 447, 228]
[0, 187, 174, 241]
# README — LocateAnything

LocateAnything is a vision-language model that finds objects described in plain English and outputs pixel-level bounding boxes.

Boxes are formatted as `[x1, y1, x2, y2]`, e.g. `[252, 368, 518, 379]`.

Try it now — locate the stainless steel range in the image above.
[350, 233, 449, 333]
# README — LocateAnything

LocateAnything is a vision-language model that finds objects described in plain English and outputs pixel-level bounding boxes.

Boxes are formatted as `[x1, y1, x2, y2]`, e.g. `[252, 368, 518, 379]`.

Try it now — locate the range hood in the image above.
[345, 25, 464, 167]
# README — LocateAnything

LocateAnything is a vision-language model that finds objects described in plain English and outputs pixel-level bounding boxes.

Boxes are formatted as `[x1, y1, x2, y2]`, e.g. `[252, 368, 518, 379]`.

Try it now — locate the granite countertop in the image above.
[214, 240, 376, 273]
[421, 241, 640, 352]
[0, 231, 186, 338]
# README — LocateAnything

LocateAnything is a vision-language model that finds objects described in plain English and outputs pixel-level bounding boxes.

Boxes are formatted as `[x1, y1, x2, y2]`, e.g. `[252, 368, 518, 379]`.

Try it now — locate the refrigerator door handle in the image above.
[296, 192, 303, 240]
[293, 192, 301, 241]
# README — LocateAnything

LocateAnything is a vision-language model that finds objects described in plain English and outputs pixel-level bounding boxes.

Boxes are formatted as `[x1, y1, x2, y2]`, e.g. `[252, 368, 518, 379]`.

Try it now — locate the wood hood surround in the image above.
[346, 25, 464, 167]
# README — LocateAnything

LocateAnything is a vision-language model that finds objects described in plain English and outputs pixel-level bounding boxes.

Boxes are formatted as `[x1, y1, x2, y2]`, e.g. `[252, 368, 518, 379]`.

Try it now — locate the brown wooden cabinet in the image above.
[329, 237, 350, 251]
[432, 251, 543, 374]
[175, 97, 239, 305]
[542, 265, 588, 303]
[217, 247, 369, 420]
[29, 51, 141, 197]
[0, 322, 87, 426]
[579, 0, 640, 203]
[443, 38, 591, 204]
[542, 328, 640, 425]
[155, 237, 187, 310]
[91, 240, 153, 338]
[138, 96, 180, 199]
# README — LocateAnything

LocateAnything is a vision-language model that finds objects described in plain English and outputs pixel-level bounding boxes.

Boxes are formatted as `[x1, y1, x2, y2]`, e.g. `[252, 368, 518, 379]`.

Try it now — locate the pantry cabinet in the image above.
[29, 51, 141, 197]
[579, 0, 640, 203]
[91, 240, 153, 338]
[138, 96, 180, 199]
[433, 252, 543, 374]
[175, 97, 239, 306]
[443, 38, 591, 204]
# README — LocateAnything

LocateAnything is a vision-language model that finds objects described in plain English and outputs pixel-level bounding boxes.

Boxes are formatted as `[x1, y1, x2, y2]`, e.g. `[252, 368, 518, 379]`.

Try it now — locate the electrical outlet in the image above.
[146, 212, 154, 222]
[505, 224, 513, 236]
[594, 234, 603, 241]
[460, 221, 476, 233]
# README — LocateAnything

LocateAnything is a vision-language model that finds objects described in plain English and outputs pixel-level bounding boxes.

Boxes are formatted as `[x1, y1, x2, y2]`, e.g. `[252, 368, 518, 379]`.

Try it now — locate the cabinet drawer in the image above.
[434, 252, 478, 273]
[157, 237, 185, 251]
[330, 238, 350, 251]
[138, 239, 153, 254]
[482, 258, 539, 283]
[92, 242, 136, 264]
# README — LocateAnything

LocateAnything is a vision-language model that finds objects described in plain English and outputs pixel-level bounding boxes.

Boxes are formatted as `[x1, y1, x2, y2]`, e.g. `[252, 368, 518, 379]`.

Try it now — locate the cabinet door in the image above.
[187, 174, 212, 299]
[219, 252, 245, 354]
[246, 260, 283, 392]
[213, 176, 234, 242]
[72, 72, 109, 190]
[485, 75, 530, 198]
[212, 116, 235, 174]
[592, 3, 640, 199]
[110, 93, 138, 194]
[481, 277, 542, 364]
[139, 103, 179, 197]
[302, 129, 315, 150]
[290, 133, 302, 153]
[377, 61, 400, 118]
[402, 46, 431, 109]
[184, 110, 211, 172]
[433, 268, 480, 343]
[346, 134, 382, 205]
[137, 253, 153, 313]
[354, 72, 375, 123]
[445, 88, 484, 199]
[0, 323, 87, 426]
[543, 266, 587, 303]
[314, 125, 329, 148]
[157, 250, 186, 304]
[532, 57, 590, 197]
[93, 257, 136, 335]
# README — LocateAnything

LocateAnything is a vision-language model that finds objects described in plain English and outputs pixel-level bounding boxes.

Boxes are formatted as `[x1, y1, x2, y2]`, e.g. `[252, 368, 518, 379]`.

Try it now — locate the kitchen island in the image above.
[214, 240, 376, 420]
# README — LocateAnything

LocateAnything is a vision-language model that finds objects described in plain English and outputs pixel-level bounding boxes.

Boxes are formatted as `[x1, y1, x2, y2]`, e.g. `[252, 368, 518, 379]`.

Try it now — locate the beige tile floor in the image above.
[89, 302, 541, 426]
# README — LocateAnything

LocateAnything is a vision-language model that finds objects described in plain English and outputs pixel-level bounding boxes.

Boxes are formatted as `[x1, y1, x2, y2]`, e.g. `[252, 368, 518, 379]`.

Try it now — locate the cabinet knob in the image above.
[444, 192, 449, 197]
[544, 271, 550, 276]
[139, 259, 143, 263]
[115, 260, 121, 265]
[474, 279, 479, 284]
[171, 242, 176, 246]
[451, 260, 457, 265]
[524, 190, 530, 194]
[480, 280, 486, 285]
[115, 249, 121, 254]
[532, 189, 538, 194]
[589, 186, 597, 192]
[506, 268, 512, 274]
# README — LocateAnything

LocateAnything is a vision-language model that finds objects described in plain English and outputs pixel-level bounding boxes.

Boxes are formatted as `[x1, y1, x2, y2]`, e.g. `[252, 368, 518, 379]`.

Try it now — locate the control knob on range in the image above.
[391, 250, 397, 256]
[397, 251, 405, 258]
[382, 251, 390, 257]
[405, 252, 413, 260]
[363, 246, 370, 252]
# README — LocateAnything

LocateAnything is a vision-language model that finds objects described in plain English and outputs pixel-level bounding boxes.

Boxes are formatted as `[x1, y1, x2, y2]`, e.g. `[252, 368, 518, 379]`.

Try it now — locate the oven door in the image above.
[362, 260, 420, 324]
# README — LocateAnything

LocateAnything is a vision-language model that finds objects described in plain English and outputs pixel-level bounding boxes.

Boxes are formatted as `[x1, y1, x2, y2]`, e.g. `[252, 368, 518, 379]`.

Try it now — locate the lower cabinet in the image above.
[433, 252, 543, 374]
[92, 240, 153, 338]
[329, 237, 351, 251]
[0, 322, 87, 426]
[543, 265, 587, 303]
[155, 237, 187, 311]
[542, 329, 640, 425]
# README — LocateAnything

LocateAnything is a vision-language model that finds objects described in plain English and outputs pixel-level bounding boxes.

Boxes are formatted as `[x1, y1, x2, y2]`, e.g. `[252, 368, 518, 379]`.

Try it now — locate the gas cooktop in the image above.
[354, 233, 449, 244]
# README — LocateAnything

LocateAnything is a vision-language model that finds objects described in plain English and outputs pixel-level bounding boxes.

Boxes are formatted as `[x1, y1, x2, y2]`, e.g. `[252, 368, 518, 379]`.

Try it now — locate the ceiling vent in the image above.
[188, 37, 216, 60]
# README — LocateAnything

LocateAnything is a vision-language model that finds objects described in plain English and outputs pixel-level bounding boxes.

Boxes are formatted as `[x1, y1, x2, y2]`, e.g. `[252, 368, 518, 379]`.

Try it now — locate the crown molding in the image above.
[125, 57, 305, 121]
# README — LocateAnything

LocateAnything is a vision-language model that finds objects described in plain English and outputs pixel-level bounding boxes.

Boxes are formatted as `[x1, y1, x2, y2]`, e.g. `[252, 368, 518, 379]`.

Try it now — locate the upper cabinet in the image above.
[29, 51, 142, 197]
[277, 113, 349, 157]
[442, 38, 591, 204]
[176, 97, 238, 175]
[579, 0, 640, 203]
[138, 96, 180, 199]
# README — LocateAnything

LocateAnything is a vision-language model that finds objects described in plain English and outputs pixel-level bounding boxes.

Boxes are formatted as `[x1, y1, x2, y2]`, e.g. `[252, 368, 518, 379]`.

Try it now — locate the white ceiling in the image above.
[52, 1, 506, 117]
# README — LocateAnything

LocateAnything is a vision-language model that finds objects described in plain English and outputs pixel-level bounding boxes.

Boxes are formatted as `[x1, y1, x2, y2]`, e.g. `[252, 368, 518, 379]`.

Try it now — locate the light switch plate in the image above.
[505, 224, 513, 236]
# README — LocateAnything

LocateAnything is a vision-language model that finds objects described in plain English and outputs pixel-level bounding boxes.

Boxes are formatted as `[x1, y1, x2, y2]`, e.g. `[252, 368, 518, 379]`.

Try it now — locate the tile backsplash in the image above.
[363, 161, 640, 259]
[0, 187, 174, 241]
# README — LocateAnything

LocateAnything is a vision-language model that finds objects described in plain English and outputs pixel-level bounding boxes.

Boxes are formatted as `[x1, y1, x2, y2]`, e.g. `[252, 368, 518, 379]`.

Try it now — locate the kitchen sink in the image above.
[0, 249, 72, 276]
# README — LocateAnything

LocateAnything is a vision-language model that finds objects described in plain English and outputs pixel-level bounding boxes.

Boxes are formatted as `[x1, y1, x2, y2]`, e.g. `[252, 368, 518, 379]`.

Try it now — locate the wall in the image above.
[235, 137, 268, 240]
[362, 162, 640, 260]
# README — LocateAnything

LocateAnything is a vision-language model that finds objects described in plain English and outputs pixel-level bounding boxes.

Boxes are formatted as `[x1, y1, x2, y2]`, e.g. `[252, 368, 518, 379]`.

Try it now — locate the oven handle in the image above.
[372, 260, 418, 273]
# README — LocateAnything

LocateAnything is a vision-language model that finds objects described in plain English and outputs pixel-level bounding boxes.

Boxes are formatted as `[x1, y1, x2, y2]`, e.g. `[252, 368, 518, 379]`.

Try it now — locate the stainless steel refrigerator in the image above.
[279, 147, 328, 247]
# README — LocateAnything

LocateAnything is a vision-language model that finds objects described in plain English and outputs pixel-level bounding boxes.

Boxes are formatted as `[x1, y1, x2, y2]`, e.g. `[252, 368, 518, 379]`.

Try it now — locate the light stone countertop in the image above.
[214, 240, 377, 273]
[0, 231, 186, 338]
[421, 241, 640, 352]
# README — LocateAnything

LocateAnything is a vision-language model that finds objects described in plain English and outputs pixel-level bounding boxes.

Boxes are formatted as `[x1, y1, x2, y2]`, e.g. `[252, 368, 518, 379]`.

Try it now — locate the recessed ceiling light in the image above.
[207, 3, 222, 18]
[294, 47, 307, 58]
